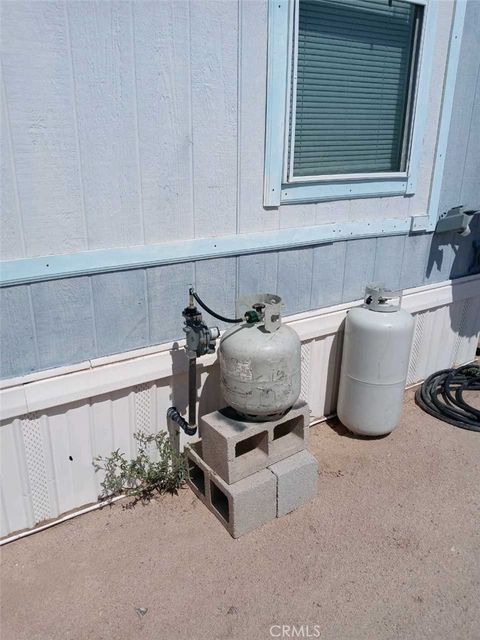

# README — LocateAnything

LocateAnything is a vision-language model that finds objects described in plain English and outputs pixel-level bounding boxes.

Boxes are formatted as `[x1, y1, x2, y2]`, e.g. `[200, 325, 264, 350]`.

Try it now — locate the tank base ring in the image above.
[228, 405, 293, 423]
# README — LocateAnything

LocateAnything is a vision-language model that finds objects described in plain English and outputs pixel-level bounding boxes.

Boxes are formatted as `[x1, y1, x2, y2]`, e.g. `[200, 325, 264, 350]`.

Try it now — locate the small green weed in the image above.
[93, 431, 187, 504]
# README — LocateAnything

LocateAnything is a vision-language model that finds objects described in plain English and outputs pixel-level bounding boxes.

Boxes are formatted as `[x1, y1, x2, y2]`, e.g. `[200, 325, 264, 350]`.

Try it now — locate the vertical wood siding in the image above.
[1, 0, 460, 259]
[67, 0, 143, 250]
[190, 0, 238, 239]
[133, 0, 194, 244]
[1, 1, 86, 257]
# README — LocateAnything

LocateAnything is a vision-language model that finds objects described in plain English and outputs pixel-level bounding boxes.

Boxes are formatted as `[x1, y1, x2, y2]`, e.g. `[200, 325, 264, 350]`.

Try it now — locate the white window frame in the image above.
[264, 0, 437, 207]
[285, 0, 423, 185]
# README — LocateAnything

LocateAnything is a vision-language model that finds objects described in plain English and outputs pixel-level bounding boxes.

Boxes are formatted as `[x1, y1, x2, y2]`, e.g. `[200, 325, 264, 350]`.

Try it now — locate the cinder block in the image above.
[269, 450, 318, 517]
[186, 442, 277, 538]
[200, 401, 310, 484]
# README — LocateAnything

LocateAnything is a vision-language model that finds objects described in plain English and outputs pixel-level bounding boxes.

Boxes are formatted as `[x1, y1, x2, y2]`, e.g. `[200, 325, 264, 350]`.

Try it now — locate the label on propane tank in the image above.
[225, 357, 253, 381]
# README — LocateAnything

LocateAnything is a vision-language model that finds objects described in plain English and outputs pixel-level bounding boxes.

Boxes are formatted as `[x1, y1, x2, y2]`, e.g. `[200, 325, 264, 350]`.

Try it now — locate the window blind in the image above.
[292, 0, 419, 178]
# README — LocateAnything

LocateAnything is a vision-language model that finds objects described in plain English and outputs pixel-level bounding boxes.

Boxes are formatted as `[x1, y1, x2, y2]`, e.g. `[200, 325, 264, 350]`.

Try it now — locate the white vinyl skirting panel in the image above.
[1, 276, 479, 537]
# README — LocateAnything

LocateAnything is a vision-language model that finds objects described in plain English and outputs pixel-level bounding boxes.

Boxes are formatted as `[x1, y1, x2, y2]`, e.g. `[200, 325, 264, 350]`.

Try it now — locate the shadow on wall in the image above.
[324, 321, 345, 419]
[426, 214, 480, 338]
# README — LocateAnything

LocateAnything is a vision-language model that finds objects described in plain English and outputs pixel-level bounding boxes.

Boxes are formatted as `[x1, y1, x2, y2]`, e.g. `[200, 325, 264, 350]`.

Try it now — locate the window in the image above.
[290, 0, 421, 179]
[264, 0, 437, 207]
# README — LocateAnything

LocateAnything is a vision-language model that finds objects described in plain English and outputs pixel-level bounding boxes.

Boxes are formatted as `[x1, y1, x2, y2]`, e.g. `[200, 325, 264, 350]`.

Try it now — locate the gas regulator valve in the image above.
[182, 296, 219, 359]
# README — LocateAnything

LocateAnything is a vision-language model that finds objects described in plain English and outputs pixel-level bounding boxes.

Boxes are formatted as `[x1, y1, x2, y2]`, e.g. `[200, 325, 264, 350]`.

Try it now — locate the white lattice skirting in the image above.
[1, 275, 479, 537]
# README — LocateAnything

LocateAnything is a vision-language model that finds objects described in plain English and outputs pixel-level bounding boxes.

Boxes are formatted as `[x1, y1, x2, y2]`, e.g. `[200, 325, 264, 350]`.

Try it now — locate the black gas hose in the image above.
[189, 288, 242, 324]
[415, 363, 480, 432]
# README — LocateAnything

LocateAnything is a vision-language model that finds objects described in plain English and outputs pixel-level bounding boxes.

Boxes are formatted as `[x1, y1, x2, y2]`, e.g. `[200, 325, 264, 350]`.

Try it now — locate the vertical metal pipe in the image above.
[188, 357, 197, 426]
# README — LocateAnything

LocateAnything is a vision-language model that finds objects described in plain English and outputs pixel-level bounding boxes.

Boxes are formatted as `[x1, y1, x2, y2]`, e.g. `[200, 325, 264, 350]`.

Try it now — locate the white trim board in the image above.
[1, 274, 479, 423]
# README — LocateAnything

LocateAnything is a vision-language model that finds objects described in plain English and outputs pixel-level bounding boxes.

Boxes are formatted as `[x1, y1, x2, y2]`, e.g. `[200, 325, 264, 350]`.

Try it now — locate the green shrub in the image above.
[94, 431, 187, 502]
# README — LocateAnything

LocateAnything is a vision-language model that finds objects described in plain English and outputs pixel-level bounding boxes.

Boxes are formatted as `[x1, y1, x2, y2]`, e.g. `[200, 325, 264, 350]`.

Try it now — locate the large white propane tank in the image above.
[337, 284, 414, 436]
[219, 294, 301, 421]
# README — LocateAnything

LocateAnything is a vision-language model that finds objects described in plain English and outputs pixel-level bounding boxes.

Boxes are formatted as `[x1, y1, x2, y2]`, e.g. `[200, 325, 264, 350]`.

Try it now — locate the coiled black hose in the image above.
[189, 288, 242, 324]
[415, 363, 480, 432]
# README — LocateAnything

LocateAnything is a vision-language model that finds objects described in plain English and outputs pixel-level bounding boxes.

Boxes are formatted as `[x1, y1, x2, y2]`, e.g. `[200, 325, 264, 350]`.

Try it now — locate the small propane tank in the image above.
[337, 283, 414, 436]
[219, 294, 301, 421]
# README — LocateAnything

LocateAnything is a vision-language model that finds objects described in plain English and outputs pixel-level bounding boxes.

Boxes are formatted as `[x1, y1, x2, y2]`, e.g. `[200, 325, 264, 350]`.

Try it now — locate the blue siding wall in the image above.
[0, 0, 479, 380]
[1, 225, 478, 379]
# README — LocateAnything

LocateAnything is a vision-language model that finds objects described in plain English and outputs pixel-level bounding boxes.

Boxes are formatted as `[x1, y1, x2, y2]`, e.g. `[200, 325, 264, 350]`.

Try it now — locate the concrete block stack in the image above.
[186, 401, 318, 538]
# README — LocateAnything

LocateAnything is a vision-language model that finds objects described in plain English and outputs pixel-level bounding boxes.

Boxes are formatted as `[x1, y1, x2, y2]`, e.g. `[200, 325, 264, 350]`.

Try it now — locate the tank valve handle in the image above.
[364, 283, 402, 313]
[236, 295, 283, 332]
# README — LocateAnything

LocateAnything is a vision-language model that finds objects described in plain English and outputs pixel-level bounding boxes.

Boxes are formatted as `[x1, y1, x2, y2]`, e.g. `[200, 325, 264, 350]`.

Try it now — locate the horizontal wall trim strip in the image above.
[1, 273, 478, 422]
[0, 216, 418, 287]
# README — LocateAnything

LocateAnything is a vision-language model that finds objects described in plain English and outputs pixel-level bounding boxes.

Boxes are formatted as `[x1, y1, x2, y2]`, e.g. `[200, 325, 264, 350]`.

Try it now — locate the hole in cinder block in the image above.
[188, 458, 205, 495]
[235, 431, 268, 458]
[210, 481, 229, 523]
[273, 415, 303, 443]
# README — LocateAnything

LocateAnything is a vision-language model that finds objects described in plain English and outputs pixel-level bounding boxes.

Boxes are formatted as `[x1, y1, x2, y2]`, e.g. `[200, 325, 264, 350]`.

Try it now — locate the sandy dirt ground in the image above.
[1, 388, 479, 640]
